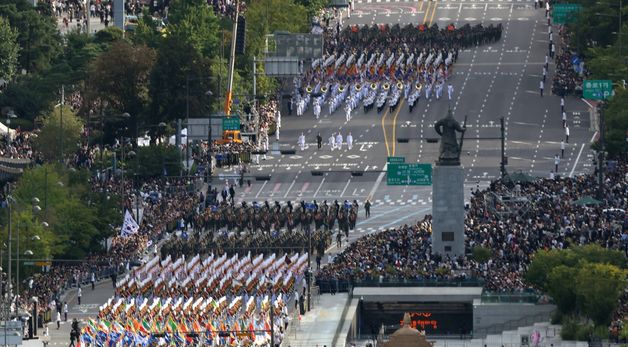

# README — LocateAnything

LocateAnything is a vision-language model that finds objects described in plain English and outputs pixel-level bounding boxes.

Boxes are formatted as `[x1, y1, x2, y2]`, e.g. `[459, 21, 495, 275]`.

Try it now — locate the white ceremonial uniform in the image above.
[298, 133, 306, 151]
[345, 104, 352, 122]
[276, 111, 282, 140]
[336, 133, 343, 150]
[448, 84, 454, 100]
[346, 133, 353, 150]
[314, 101, 321, 119]
[329, 134, 336, 151]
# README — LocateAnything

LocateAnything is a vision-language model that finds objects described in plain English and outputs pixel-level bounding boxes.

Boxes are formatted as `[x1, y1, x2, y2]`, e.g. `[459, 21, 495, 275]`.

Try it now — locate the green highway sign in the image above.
[583, 80, 613, 100]
[387, 156, 405, 163]
[222, 117, 241, 131]
[387, 163, 432, 186]
[552, 4, 582, 24]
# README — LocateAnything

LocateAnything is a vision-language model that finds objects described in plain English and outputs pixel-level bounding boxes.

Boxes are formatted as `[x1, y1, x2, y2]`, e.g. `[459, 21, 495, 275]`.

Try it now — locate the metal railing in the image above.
[316, 278, 485, 293]
[480, 292, 546, 304]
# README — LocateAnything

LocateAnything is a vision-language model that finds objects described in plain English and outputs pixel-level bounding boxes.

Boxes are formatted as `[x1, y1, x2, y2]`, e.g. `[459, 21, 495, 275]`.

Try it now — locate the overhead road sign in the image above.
[387, 163, 432, 186]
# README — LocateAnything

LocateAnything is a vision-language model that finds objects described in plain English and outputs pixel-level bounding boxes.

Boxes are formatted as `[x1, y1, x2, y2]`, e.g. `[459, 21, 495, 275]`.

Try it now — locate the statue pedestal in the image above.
[431, 165, 465, 257]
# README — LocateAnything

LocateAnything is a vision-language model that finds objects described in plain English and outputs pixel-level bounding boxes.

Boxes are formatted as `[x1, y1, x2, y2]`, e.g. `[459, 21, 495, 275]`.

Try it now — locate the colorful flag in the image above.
[120, 210, 140, 237]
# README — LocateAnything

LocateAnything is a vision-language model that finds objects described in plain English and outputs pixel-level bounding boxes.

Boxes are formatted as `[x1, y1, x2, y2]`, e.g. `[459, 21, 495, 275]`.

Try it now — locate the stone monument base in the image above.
[431, 165, 465, 257]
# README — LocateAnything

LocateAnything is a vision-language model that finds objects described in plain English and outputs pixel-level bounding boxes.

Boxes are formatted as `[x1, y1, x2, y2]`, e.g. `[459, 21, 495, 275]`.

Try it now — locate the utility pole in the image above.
[500, 117, 507, 179]
[253, 56, 260, 145]
[186, 76, 190, 174]
[85, 0, 90, 35]
[60, 85, 65, 163]
[224, 3, 240, 115]
[269, 302, 274, 347]
[598, 104, 605, 199]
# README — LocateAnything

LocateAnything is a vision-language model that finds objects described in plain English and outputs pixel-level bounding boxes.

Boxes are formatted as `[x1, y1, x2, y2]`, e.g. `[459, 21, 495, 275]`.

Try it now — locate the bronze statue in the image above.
[434, 108, 466, 166]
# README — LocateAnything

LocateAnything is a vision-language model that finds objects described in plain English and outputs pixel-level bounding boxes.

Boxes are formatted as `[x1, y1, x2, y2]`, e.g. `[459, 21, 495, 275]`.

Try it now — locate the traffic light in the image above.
[235, 16, 246, 55]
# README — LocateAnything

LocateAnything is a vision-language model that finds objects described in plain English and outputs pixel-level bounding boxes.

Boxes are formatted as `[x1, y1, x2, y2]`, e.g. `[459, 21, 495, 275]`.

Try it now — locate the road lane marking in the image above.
[368, 162, 388, 201]
[340, 179, 352, 197]
[380, 103, 392, 157]
[313, 177, 325, 197]
[422, 0, 431, 23]
[569, 133, 594, 177]
[429, 0, 438, 25]
[283, 179, 296, 198]
[255, 180, 268, 199]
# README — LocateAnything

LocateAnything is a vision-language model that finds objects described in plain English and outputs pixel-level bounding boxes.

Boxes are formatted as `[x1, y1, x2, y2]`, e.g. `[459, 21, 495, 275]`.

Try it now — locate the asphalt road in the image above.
[33, 3, 596, 345]
[213, 0, 595, 229]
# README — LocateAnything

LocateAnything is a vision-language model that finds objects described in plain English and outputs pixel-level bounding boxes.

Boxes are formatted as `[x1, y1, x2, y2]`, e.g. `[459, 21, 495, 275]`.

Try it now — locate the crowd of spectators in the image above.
[551, 26, 585, 96]
[209, 0, 246, 18]
[0, 130, 36, 160]
[318, 161, 628, 295]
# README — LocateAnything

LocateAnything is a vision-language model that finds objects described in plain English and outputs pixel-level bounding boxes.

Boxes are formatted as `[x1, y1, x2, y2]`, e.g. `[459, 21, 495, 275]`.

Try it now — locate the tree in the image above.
[84, 41, 156, 131]
[602, 88, 628, 158]
[524, 249, 575, 290]
[575, 263, 626, 326]
[148, 36, 213, 124]
[471, 246, 491, 263]
[128, 145, 182, 178]
[546, 265, 579, 315]
[0, 0, 62, 74]
[34, 105, 83, 162]
[166, 0, 220, 57]
[244, 0, 309, 57]
[0, 17, 20, 81]
[2, 164, 121, 260]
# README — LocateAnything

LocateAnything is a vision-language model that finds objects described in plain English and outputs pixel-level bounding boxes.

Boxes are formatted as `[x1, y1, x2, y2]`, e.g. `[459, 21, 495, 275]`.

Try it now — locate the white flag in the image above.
[120, 210, 140, 237]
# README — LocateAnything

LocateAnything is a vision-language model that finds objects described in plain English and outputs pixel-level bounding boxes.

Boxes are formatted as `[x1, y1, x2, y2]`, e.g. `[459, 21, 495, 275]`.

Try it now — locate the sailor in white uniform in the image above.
[345, 104, 352, 122]
[335, 132, 344, 150]
[346, 132, 354, 150]
[329, 133, 336, 151]
[448, 83, 454, 100]
[298, 132, 306, 151]
[313, 99, 321, 119]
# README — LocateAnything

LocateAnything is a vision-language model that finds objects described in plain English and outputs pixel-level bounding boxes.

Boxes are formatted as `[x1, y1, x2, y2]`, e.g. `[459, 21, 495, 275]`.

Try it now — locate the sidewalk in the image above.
[284, 293, 350, 347]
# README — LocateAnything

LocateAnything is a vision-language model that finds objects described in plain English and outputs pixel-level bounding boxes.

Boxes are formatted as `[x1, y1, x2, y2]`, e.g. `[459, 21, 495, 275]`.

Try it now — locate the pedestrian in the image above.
[330, 276, 337, 295]
[562, 111, 567, 128]
[560, 97, 565, 113]
[346, 132, 353, 150]
[545, 1, 550, 16]
[64, 302, 68, 321]
[535, 0, 538, 9]
[561, 140, 565, 158]
[316, 255, 322, 270]
[298, 132, 306, 151]
[56, 311, 61, 330]
[345, 104, 352, 122]
[90, 272, 95, 290]
[364, 199, 371, 218]
[77, 287, 82, 305]
[554, 154, 560, 173]
[542, 66, 547, 82]
[545, 55, 549, 70]
[565, 125, 570, 143]
[317, 133, 323, 149]
[229, 185, 235, 204]
[336, 232, 342, 249]
[335, 132, 343, 151]
[275, 110, 281, 141]
[539, 80, 544, 97]
[328, 133, 336, 151]
[447, 83, 454, 100]
[550, 43, 555, 58]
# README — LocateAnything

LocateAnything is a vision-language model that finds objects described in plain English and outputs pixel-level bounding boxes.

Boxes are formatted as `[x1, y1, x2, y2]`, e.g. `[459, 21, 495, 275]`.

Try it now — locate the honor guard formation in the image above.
[294, 23, 503, 119]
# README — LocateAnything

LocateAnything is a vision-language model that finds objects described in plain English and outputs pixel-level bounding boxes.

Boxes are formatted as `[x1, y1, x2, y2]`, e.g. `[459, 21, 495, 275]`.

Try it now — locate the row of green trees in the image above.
[525, 245, 627, 339]
[565, 0, 627, 157]
[0, 0, 319, 143]
[1, 164, 120, 264]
